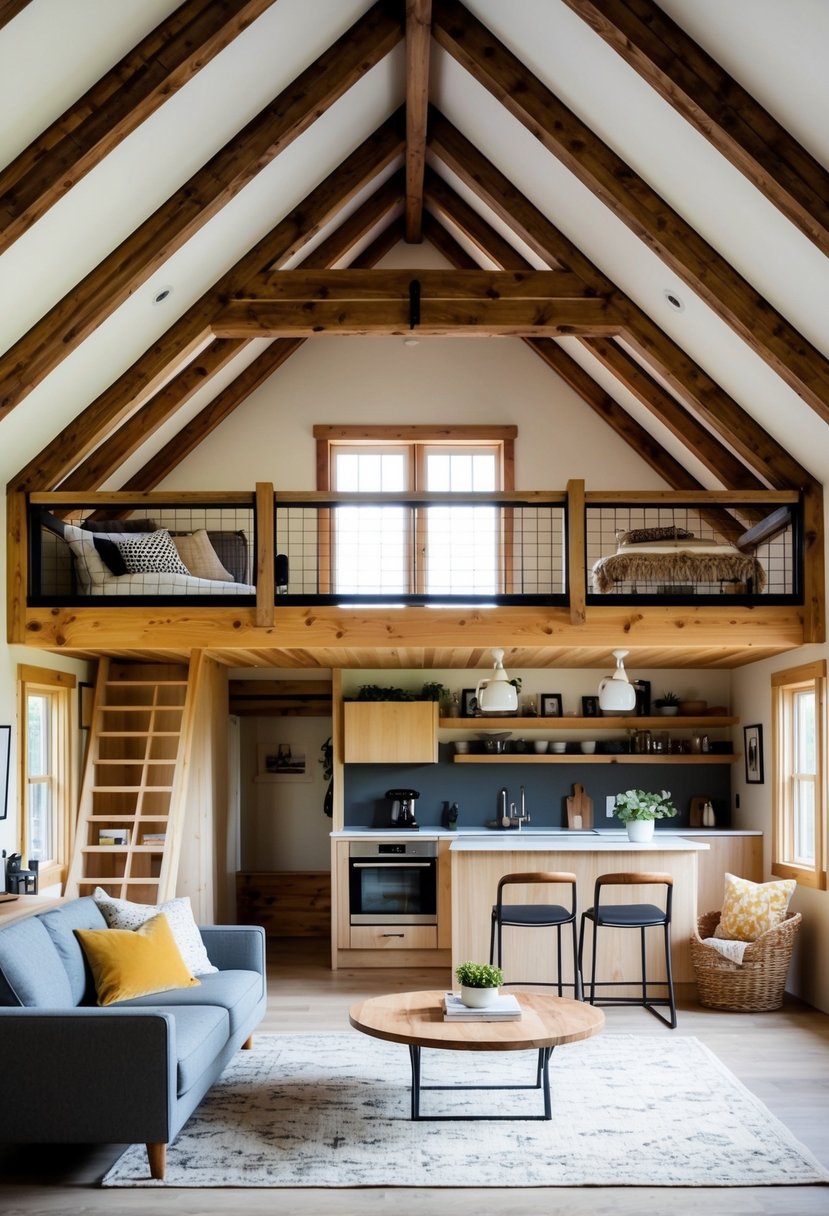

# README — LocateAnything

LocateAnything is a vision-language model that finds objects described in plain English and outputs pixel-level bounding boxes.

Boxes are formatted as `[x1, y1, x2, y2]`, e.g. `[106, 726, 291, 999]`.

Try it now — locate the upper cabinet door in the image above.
[343, 702, 439, 764]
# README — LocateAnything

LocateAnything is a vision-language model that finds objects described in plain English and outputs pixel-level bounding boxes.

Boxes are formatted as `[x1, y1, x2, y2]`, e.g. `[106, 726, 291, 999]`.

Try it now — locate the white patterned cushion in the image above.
[713, 873, 796, 942]
[63, 523, 143, 592]
[92, 888, 217, 975]
[116, 529, 191, 576]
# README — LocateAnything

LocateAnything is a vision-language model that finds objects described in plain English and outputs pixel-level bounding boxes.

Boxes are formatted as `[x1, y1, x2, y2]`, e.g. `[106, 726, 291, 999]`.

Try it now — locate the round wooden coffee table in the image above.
[349, 989, 604, 1120]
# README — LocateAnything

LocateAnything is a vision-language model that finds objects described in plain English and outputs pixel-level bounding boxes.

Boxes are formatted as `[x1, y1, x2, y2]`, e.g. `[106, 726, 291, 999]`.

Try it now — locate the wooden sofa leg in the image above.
[146, 1142, 166, 1180]
[242, 1034, 254, 1049]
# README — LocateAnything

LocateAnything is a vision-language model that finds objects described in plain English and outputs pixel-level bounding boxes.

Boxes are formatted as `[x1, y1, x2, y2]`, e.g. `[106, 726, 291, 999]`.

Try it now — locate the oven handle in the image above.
[351, 861, 433, 869]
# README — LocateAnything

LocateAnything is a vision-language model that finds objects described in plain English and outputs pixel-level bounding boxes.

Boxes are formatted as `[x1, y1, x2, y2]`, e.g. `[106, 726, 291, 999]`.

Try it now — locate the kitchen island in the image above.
[450, 832, 708, 987]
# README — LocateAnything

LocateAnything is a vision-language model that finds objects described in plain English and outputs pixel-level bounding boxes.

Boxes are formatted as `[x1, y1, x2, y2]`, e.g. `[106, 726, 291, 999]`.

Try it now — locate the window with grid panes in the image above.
[772, 660, 827, 890]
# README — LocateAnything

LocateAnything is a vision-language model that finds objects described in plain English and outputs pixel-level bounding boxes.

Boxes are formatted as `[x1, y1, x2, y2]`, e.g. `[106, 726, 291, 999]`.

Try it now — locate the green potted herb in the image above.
[613, 789, 677, 843]
[653, 691, 680, 716]
[454, 961, 504, 1008]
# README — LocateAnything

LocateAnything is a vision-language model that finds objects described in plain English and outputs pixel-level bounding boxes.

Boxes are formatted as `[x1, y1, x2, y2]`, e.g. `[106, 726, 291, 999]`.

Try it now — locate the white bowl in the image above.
[533, 741, 549, 754]
[580, 741, 597, 754]
[550, 741, 567, 753]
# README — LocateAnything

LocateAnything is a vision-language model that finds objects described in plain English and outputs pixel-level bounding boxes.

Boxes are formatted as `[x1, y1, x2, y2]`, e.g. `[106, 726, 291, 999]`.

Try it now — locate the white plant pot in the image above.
[461, 984, 500, 1008]
[658, 706, 679, 716]
[626, 819, 655, 843]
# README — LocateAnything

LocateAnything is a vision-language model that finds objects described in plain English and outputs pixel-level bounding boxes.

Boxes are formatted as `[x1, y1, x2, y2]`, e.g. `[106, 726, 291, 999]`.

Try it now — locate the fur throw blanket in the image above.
[591, 548, 766, 594]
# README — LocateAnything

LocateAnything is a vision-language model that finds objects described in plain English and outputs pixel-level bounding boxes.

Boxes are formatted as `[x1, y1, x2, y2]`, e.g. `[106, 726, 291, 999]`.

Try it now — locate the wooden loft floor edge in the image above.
[18, 603, 807, 668]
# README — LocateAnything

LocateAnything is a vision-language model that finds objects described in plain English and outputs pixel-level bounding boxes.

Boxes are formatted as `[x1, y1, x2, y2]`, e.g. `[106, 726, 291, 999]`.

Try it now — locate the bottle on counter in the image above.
[443, 801, 460, 830]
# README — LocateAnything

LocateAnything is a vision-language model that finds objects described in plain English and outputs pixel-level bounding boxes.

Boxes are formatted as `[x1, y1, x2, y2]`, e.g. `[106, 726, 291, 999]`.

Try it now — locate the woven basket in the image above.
[691, 910, 802, 1012]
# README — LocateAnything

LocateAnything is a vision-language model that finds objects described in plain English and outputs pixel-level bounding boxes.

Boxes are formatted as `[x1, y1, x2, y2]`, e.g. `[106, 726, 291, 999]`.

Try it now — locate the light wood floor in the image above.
[2, 937, 828, 1215]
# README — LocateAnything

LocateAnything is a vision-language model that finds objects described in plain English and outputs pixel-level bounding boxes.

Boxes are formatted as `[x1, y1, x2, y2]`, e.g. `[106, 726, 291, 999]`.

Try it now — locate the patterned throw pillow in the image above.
[92, 887, 217, 975]
[116, 529, 191, 576]
[713, 872, 796, 942]
[616, 526, 694, 545]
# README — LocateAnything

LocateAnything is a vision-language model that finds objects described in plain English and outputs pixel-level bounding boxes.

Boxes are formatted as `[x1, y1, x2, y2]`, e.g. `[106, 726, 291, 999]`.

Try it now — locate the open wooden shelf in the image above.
[440, 715, 737, 730]
[452, 753, 737, 764]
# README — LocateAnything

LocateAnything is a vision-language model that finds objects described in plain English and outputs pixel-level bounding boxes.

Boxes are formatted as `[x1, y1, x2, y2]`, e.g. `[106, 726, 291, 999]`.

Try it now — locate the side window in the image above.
[772, 661, 826, 890]
[18, 666, 75, 890]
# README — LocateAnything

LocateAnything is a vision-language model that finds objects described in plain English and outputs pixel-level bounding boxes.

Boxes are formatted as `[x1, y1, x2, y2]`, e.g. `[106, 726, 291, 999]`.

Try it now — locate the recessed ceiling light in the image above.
[664, 289, 685, 312]
[153, 285, 174, 305]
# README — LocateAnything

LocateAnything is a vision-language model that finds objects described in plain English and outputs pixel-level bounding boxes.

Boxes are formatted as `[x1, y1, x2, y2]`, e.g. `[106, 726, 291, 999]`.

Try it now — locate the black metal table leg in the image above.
[409, 1044, 421, 1119]
[406, 1045, 554, 1121]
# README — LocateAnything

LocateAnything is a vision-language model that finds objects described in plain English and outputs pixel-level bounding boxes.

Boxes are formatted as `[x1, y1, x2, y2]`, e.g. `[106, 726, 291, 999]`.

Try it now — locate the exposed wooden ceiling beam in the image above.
[424, 179, 764, 496]
[0, 1, 30, 32]
[405, 0, 432, 242]
[213, 295, 618, 338]
[13, 116, 405, 493]
[433, 0, 829, 425]
[427, 111, 816, 492]
[0, 0, 277, 253]
[56, 339, 249, 491]
[249, 268, 590, 298]
[0, 0, 404, 421]
[563, 0, 829, 259]
[117, 177, 405, 492]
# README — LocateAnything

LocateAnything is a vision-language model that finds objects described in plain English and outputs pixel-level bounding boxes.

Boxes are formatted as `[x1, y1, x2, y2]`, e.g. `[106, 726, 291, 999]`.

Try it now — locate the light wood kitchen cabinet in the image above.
[343, 701, 438, 763]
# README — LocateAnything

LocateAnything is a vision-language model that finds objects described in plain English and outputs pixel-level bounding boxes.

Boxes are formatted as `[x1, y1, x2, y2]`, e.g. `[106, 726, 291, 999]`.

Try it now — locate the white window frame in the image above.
[18, 665, 76, 890]
[772, 659, 826, 890]
[314, 425, 516, 597]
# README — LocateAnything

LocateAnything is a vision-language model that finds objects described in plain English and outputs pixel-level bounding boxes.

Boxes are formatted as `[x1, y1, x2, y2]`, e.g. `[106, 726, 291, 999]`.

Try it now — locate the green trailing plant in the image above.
[613, 789, 677, 822]
[355, 684, 415, 701]
[420, 681, 449, 702]
[454, 961, 503, 989]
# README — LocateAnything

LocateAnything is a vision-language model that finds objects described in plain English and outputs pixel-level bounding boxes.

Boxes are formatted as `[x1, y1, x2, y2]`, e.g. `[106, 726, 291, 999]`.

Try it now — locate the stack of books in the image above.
[442, 991, 522, 1021]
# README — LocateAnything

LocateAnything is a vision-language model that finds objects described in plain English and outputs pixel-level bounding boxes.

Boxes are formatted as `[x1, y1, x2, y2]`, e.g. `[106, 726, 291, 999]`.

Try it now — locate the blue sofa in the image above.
[0, 896, 266, 1179]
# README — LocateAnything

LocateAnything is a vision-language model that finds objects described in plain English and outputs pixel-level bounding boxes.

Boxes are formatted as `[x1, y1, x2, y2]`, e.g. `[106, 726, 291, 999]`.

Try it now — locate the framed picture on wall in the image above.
[540, 693, 563, 717]
[632, 680, 651, 716]
[581, 695, 599, 717]
[461, 689, 479, 717]
[256, 743, 312, 783]
[744, 724, 764, 784]
[0, 725, 9, 820]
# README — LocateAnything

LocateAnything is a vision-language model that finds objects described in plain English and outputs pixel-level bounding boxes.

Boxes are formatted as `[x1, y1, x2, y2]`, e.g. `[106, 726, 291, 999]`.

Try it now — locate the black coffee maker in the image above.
[385, 788, 420, 830]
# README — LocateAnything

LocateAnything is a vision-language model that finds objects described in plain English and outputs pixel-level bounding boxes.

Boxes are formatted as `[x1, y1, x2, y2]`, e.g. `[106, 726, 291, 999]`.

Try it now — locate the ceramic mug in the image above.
[550, 741, 567, 753]
[533, 740, 549, 753]
[580, 741, 597, 754]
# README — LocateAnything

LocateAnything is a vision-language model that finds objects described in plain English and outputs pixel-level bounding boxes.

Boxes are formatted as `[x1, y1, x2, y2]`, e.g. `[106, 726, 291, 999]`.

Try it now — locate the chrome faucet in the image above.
[515, 784, 530, 829]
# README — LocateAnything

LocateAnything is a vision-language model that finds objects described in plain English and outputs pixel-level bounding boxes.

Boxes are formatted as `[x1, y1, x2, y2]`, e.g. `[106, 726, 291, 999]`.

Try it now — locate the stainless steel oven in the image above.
[348, 840, 438, 925]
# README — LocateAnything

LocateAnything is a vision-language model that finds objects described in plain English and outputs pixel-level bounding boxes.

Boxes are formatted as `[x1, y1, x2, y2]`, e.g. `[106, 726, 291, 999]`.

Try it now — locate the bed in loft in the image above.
[38, 515, 257, 598]
[590, 524, 768, 595]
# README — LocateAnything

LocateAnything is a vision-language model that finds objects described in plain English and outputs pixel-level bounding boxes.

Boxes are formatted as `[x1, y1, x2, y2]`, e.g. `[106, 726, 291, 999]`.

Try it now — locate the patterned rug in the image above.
[102, 1032, 829, 1188]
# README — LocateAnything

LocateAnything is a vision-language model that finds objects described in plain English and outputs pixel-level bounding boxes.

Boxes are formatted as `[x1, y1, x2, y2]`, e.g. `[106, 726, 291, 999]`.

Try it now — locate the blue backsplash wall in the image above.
[345, 745, 732, 830]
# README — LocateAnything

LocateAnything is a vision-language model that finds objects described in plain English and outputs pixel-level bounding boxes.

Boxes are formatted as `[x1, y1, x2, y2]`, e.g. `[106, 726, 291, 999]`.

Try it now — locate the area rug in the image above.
[102, 1032, 829, 1188]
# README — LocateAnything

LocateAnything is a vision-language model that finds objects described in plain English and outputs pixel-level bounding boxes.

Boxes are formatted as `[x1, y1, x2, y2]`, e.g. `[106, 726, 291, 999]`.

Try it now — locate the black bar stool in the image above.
[578, 871, 676, 1028]
[489, 871, 581, 998]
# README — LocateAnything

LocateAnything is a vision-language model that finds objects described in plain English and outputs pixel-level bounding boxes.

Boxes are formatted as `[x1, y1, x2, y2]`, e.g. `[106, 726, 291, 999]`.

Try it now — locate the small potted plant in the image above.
[454, 961, 504, 1008]
[653, 691, 680, 716]
[613, 788, 677, 843]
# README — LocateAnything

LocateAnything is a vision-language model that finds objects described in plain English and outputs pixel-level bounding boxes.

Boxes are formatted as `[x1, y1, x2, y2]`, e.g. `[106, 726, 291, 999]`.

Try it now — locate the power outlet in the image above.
[606, 796, 617, 818]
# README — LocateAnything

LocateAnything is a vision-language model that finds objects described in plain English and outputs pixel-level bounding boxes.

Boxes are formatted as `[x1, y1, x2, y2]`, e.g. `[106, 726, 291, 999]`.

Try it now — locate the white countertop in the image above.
[331, 827, 758, 840]
[448, 832, 708, 852]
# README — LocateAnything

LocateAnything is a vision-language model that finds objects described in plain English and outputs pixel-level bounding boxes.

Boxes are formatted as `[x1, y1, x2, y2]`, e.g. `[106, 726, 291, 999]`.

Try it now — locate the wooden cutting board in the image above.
[566, 783, 593, 829]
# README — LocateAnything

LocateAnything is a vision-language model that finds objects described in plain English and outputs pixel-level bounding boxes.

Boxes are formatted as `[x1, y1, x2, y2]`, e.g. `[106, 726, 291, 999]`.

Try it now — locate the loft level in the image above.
[8, 483, 822, 663]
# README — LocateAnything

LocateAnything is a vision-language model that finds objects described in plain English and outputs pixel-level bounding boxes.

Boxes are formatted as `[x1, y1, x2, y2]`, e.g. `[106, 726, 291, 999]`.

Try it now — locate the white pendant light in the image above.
[475, 648, 518, 714]
[598, 648, 637, 712]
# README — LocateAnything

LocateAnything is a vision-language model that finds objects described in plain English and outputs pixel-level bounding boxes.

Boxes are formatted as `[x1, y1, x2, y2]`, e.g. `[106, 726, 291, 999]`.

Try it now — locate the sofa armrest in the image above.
[0, 1008, 176, 1143]
[199, 923, 266, 975]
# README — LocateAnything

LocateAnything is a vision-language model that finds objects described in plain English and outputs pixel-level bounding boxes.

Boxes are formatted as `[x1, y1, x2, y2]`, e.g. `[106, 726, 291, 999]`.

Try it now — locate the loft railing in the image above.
[23, 486, 804, 612]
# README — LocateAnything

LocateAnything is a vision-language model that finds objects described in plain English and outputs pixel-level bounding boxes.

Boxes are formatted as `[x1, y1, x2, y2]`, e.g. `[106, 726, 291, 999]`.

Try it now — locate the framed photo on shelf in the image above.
[461, 689, 479, 717]
[581, 695, 599, 717]
[744, 724, 764, 784]
[633, 679, 651, 716]
[540, 693, 563, 718]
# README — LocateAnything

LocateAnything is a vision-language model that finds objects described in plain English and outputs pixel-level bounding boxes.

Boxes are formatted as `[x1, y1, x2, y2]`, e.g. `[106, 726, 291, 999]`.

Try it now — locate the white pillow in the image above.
[116, 529, 191, 576]
[92, 887, 218, 975]
[63, 523, 131, 592]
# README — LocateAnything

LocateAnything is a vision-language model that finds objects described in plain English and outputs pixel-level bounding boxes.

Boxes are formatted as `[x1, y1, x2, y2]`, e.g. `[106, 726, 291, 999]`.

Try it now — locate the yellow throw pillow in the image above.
[76, 912, 200, 1007]
[714, 872, 796, 942]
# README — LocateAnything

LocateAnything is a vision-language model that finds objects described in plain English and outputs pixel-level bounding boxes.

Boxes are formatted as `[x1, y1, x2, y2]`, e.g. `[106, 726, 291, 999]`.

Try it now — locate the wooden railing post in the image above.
[255, 482, 275, 628]
[802, 483, 825, 643]
[567, 478, 586, 624]
[6, 490, 28, 643]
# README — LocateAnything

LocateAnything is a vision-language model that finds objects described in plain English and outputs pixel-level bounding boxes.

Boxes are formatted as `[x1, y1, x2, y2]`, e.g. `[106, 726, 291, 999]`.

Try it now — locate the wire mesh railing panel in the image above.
[586, 503, 797, 600]
[275, 500, 567, 603]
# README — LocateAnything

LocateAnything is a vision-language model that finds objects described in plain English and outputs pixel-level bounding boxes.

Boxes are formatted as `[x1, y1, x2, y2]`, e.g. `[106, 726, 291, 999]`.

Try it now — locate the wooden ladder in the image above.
[65, 655, 204, 903]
